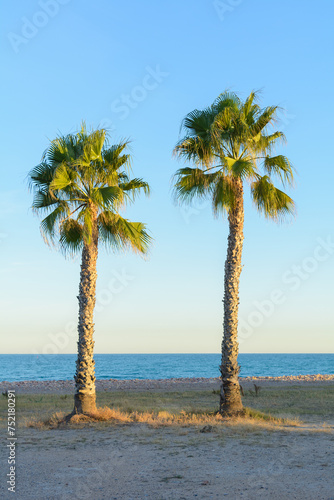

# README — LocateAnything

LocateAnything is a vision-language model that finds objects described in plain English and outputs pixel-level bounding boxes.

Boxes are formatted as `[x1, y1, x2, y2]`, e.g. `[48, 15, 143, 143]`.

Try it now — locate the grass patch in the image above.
[160, 475, 183, 482]
[26, 405, 298, 430]
[0, 385, 333, 430]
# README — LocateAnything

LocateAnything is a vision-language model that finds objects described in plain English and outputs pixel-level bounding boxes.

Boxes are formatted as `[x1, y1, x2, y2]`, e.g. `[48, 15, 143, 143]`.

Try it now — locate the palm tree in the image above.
[29, 124, 151, 414]
[173, 91, 295, 415]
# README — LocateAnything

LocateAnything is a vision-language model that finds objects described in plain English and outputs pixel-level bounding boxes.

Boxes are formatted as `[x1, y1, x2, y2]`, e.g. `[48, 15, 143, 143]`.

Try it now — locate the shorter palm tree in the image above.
[29, 124, 151, 414]
[174, 91, 295, 415]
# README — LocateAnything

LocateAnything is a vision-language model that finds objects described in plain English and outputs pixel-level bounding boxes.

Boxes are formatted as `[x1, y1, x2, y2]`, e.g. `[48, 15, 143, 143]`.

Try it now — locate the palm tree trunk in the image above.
[220, 179, 244, 416]
[74, 212, 98, 414]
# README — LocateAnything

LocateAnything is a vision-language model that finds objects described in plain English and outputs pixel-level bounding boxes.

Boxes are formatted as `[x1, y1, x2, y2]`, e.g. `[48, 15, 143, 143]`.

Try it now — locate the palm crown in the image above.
[29, 125, 151, 255]
[173, 91, 295, 220]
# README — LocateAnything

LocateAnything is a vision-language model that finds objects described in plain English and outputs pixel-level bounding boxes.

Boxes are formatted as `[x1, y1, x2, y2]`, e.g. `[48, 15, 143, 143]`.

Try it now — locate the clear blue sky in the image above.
[1, 0, 333, 354]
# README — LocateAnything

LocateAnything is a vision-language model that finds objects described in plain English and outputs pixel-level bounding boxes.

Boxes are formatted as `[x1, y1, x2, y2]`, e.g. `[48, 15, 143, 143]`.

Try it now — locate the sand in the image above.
[0, 422, 333, 499]
[0, 376, 333, 499]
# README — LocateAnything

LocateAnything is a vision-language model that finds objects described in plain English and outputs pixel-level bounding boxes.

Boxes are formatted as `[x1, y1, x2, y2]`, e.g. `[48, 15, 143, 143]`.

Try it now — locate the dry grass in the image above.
[1, 385, 333, 432]
[26, 405, 301, 430]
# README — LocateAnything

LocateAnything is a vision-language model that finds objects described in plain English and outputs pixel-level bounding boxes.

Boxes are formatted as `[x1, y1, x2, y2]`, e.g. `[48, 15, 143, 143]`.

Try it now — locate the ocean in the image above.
[0, 353, 333, 382]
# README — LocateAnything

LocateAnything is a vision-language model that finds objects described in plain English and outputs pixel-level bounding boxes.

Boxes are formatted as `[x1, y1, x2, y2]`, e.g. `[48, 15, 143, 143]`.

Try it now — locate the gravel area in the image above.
[1, 374, 333, 394]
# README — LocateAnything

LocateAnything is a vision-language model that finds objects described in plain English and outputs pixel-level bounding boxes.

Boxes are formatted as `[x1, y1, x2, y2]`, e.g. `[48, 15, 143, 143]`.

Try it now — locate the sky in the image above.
[0, 0, 333, 354]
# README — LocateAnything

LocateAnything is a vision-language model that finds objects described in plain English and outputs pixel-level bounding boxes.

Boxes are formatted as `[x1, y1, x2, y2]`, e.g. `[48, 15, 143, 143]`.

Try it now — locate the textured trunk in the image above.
[220, 179, 244, 416]
[73, 210, 98, 414]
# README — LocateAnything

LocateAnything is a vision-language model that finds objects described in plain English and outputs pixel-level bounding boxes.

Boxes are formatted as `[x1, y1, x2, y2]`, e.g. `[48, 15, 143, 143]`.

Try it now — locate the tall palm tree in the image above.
[29, 124, 151, 414]
[173, 91, 295, 415]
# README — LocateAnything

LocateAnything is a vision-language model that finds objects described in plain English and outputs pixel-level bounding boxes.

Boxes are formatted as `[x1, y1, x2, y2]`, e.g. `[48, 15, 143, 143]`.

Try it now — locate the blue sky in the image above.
[1, 0, 333, 354]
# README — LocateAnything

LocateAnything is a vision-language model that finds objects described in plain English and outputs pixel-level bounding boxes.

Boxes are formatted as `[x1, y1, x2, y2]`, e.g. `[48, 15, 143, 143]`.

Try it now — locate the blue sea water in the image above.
[0, 353, 333, 382]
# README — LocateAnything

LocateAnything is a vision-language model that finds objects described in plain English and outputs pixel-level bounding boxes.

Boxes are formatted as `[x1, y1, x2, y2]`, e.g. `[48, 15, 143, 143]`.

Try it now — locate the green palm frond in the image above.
[80, 129, 105, 167]
[173, 90, 294, 223]
[263, 155, 294, 186]
[59, 219, 84, 255]
[223, 157, 256, 180]
[40, 202, 69, 244]
[29, 122, 150, 256]
[119, 178, 150, 198]
[91, 186, 124, 209]
[29, 162, 56, 191]
[173, 167, 219, 203]
[49, 162, 77, 191]
[181, 107, 215, 138]
[249, 106, 278, 137]
[98, 211, 151, 254]
[242, 90, 260, 118]
[212, 91, 241, 115]
[251, 175, 295, 220]
[257, 130, 286, 147]
[32, 190, 59, 210]
[211, 107, 239, 149]
[212, 175, 237, 216]
[102, 143, 131, 170]
[77, 205, 94, 244]
[174, 136, 215, 165]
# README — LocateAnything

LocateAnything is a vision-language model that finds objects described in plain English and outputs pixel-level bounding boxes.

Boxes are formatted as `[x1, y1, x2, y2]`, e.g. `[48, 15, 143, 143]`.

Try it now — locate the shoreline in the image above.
[1, 374, 333, 394]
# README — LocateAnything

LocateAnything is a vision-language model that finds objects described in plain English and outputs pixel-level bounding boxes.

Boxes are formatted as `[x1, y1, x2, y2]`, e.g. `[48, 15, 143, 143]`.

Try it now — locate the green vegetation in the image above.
[1, 385, 332, 429]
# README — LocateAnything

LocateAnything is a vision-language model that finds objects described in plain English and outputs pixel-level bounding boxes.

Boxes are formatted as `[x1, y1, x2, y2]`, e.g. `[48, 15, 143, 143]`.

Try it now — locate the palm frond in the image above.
[256, 131, 286, 149]
[59, 219, 84, 255]
[91, 186, 124, 209]
[251, 175, 295, 221]
[49, 162, 76, 191]
[98, 211, 151, 254]
[32, 190, 59, 211]
[28, 162, 55, 191]
[30, 126, 150, 256]
[40, 202, 69, 244]
[211, 91, 241, 115]
[173, 167, 218, 204]
[77, 206, 94, 245]
[263, 155, 294, 186]
[242, 90, 260, 117]
[172, 90, 295, 224]
[223, 157, 256, 180]
[174, 136, 215, 166]
[212, 175, 237, 217]
[249, 106, 279, 137]
[119, 178, 150, 198]
[181, 107, 215, 137]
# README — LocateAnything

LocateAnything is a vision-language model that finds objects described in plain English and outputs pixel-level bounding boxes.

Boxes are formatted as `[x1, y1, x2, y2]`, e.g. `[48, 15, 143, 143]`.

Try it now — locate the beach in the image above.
[0, 376, 333, 499]
[1, 374, 333, 394]
[1, 424, 332, 500]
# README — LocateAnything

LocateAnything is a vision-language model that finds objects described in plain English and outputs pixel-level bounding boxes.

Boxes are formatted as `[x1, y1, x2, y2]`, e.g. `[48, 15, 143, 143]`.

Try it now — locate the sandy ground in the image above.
[1, 377, 333, 499]
[0, 424, 333, 500]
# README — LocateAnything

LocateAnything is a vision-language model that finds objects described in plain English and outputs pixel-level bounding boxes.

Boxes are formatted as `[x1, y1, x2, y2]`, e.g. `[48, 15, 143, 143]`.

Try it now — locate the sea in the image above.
[0, 353, 333, 382]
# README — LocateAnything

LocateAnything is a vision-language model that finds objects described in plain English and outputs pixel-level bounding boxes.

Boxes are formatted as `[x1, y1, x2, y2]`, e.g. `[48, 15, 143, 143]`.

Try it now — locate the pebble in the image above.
[0, 374, 333, 394]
